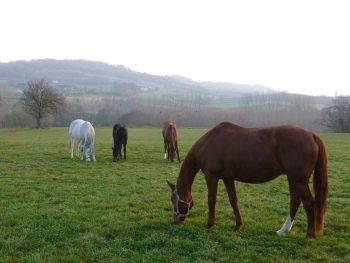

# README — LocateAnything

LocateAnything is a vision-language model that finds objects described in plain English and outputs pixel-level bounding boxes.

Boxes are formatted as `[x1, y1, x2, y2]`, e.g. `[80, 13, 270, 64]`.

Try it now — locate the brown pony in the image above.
[167, 121, 328, 240]
[162, 121, 181, 163]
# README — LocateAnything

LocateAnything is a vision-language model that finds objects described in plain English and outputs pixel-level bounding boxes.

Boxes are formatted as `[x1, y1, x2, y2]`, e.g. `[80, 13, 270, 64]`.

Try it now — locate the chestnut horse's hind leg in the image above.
[277, 179, 315, 239]
[276, 185, 300, 236]
[223, 179, 243, 230]
[175, 141, 181, 163]
[299, 185, 316, 239]
[164, 139, 167, 159]
[204, 174, 219, 229]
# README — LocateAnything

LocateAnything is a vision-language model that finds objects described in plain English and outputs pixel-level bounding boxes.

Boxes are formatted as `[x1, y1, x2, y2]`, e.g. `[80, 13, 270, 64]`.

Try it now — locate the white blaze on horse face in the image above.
[276, 214, 294, 236]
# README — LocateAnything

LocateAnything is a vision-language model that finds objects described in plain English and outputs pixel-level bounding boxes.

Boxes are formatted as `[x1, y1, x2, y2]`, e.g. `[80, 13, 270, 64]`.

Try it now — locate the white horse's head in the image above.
[82, 146, 92, 162]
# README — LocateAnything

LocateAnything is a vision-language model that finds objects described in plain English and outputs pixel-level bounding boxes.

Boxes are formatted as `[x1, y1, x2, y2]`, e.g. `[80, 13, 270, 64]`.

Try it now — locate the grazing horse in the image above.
[112, 123, 128, 162]
[162, 121, 181, 163]
[69, 119, 96, 162]
[167, 121, 328, 239]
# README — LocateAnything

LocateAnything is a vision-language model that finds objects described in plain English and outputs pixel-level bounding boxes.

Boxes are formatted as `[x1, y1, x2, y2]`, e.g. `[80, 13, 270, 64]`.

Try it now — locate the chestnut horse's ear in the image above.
[166, 180, 175, 191]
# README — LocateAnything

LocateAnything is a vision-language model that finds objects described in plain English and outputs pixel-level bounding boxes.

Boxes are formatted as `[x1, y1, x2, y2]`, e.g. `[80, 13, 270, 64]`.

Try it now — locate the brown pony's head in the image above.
[169, 146, 177, 162]
[166, 180, 194, 224]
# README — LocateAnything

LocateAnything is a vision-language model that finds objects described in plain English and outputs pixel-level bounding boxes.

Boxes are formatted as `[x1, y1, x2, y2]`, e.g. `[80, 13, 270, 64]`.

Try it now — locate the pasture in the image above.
[0, 126, 349, 262]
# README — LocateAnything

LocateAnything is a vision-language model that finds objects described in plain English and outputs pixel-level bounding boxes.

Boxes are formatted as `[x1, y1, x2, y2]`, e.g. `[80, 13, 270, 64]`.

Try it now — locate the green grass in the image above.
[0, 127, 349, 262]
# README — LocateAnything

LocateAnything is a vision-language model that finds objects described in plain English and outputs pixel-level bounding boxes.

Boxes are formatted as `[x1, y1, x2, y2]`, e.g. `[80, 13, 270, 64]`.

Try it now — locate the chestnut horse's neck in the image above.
[175, 151, 199, 201]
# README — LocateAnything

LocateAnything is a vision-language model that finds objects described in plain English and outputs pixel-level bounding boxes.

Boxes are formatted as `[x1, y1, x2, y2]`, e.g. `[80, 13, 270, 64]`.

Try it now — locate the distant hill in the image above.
[0, 59, 272, 94]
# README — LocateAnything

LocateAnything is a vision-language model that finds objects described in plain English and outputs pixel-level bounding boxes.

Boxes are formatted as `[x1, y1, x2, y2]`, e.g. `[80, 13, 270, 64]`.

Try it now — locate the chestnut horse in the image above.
[167, 122, 328, 239]
[112, 123, 128, 162]
[162, 121, 181, 163]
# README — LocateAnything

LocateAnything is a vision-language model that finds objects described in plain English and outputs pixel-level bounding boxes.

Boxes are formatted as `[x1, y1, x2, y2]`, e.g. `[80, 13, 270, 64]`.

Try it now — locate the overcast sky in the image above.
[1, 0, 349, 96]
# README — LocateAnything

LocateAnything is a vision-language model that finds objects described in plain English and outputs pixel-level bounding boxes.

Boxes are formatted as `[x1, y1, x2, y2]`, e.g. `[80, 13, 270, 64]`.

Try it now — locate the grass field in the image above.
[0, 127, 349, 262]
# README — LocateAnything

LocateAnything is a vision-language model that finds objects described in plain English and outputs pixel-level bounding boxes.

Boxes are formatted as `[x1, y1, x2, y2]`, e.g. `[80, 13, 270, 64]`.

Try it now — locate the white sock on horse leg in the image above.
[164, 153, 166, 159]
[276, 214, 294, 236]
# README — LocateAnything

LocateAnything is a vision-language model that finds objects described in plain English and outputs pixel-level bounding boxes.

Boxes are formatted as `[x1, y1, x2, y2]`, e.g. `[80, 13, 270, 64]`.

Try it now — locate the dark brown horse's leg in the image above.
[123, 143, 126, 160]
[223, 179, 243, 231]
[204, 174, 219, 229]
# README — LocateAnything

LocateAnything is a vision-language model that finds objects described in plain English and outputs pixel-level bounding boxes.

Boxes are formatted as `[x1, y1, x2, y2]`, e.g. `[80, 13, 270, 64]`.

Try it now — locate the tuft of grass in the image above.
[0, 127, 349, 262]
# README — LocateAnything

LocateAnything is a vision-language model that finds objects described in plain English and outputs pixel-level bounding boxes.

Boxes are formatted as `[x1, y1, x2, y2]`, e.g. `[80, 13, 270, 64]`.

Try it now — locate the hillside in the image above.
[0, 59, 334, 130]
[0, 59, 272, 95]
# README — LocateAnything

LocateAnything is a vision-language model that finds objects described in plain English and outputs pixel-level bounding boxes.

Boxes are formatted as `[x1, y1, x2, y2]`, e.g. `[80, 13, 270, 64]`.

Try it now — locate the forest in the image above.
[0, 59, 338, 132]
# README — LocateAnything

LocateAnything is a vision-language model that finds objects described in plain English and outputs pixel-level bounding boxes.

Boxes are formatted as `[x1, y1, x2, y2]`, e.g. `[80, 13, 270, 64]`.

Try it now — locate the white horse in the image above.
[69, 119, 96, 162]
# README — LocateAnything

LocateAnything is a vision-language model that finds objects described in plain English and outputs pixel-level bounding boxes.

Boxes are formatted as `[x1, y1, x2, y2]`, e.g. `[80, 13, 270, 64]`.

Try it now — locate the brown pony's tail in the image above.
[313, 134, 328, 234]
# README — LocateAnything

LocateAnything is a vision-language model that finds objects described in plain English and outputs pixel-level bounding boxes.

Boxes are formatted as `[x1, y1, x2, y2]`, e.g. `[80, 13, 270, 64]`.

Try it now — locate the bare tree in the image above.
[315, 95, 350, 132]
[21, 78, 66, 128]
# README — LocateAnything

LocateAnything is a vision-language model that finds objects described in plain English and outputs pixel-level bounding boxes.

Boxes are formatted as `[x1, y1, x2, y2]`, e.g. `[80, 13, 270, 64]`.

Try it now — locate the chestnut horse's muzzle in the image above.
[173, 217, 185, 224]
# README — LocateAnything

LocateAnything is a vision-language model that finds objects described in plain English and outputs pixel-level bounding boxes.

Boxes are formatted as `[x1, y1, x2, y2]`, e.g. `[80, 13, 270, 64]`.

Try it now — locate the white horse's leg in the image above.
[92, 148, 96, 162]
[80, 144, 84, 160]
[276, 214, 294, 236]
[77, 141, 82, 157]
[70, 137, 74, 158]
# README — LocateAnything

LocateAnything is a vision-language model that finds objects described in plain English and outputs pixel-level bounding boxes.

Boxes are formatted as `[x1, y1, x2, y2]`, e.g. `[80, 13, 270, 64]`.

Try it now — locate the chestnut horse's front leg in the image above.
[204, 174, 219, 229]
[223, 179, 243, 230]
[175, 141, 181, 163]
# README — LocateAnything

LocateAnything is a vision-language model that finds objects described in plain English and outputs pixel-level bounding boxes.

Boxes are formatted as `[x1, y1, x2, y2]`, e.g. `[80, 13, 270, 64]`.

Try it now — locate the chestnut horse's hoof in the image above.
[203, 224, 214, 230]
[303, 235, 313, 240]
[235, 224, 243, 231]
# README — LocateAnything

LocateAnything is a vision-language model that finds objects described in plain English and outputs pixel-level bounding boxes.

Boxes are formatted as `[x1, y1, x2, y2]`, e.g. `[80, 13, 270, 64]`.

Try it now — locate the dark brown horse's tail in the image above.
[313, 134, 328, 234]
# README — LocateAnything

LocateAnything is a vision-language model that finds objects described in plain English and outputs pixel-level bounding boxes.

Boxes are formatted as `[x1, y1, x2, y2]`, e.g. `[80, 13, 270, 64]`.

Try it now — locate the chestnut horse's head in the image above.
[168, 146, 177, 162]
[166, 180, 194, 224]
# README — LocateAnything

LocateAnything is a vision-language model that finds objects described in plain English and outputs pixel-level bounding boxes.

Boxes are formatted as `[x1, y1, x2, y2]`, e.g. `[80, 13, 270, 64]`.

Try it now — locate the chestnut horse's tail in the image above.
[313, 134, 328, 234]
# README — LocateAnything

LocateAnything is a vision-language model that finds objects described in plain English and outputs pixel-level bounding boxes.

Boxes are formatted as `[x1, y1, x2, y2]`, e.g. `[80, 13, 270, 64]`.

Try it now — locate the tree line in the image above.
[1, 79, 350, 133]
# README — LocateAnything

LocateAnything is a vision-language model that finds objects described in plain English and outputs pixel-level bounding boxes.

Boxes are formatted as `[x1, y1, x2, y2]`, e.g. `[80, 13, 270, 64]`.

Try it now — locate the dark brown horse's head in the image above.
[112, 147, 119, 162]
[166, 180, 194, 224]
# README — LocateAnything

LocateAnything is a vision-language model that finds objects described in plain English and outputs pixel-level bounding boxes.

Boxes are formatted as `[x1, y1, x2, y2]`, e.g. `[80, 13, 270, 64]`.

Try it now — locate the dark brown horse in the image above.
[167, 121, 328, 239]
[162, 121, 181, 163]
[112, 123, 128, 162]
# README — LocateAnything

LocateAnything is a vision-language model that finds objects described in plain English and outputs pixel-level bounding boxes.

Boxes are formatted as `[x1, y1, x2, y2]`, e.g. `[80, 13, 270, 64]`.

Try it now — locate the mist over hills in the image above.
[0, 59, 333, 131]
[0, 59, 272, 94]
